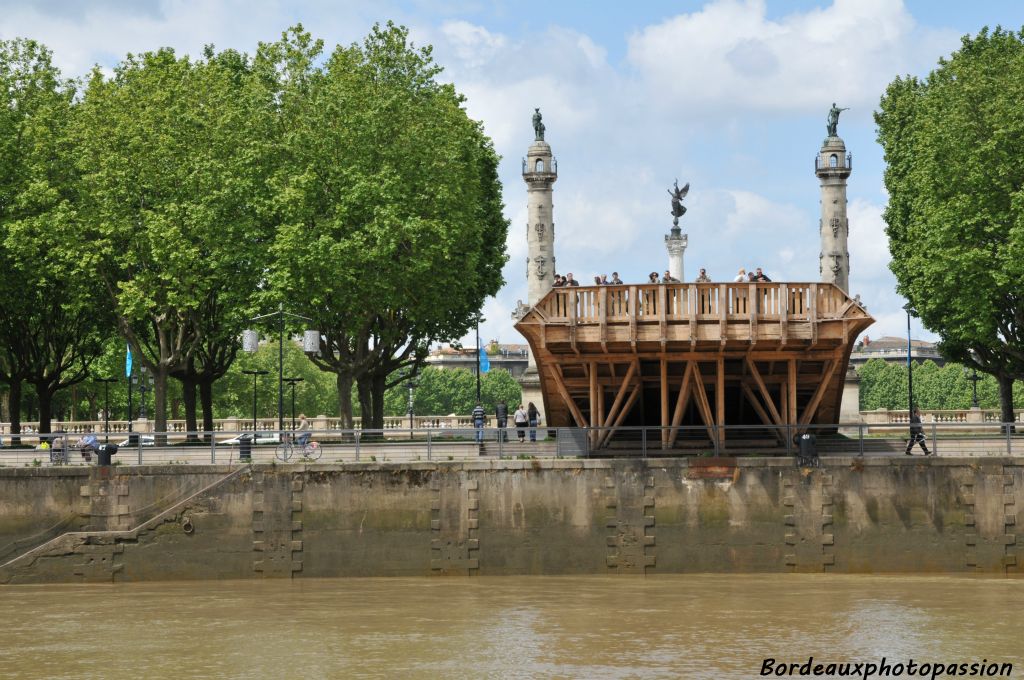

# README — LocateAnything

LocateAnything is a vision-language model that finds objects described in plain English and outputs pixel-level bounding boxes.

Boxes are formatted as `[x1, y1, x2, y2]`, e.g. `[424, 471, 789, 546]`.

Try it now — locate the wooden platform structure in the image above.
[515, 282, 874, 450]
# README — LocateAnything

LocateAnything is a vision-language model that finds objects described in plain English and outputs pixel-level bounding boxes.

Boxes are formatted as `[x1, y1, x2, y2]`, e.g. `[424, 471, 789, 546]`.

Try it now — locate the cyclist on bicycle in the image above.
[296, 414, 311, 447]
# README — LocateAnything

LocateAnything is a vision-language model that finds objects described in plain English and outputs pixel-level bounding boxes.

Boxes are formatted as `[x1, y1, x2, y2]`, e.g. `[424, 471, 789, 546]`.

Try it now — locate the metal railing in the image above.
[1, 422, 1021, 467]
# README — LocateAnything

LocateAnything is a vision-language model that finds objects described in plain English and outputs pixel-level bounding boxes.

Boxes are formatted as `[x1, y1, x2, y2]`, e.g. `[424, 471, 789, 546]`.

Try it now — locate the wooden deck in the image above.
[514, 282, 874, 449]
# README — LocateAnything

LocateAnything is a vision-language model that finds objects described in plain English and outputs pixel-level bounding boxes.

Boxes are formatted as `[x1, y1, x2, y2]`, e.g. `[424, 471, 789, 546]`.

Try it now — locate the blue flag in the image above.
[479, 347, 490, 373]
[125, 344, 133, 378]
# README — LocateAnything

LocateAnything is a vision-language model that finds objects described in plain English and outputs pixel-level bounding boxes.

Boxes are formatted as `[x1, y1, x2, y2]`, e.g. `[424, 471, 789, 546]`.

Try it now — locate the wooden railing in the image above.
[536, 283, 852, 324]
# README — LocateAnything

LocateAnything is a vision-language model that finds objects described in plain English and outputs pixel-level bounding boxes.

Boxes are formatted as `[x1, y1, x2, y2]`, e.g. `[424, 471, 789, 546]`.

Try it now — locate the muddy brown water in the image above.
[1, 575, 1021, 679]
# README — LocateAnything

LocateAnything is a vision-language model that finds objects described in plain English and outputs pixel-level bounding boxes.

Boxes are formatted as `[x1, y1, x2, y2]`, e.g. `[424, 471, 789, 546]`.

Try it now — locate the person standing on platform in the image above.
[513, 403, 529, 443]
[495, 400, 508, 442]
[905, 407, 932, 456]
[695, 268, 711, 283]
[527, 402, 540, 442]
[472, 402, 486, 443]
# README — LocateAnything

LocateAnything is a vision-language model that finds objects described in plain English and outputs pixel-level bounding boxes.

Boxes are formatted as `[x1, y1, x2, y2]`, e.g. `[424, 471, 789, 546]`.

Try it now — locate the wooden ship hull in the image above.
[514, 282, 874, 450]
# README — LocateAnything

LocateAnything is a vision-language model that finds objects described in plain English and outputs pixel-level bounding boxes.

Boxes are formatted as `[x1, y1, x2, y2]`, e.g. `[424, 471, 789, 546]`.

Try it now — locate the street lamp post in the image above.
[243, 304, 318, 436]
[283, 377, 304, 432]
[242, 369, 269, 434]
[94, 377, 118, 443]
[134, 366, 154, 420]
[904, 304, 917, 414]
[475, 315, 481, 403]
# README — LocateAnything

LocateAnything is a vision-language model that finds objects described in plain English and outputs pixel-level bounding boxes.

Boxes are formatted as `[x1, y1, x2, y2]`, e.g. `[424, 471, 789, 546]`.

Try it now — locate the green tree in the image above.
[74, 46, 275, 437]
[381, 367, 523, 418]
[262, 23, 508, 431]
[0, 38, 113, 435]
[876, 27, 1024, 425]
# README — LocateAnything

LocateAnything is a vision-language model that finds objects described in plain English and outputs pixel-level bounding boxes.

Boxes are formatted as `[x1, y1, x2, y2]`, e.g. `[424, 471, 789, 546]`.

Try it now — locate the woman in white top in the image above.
[733, 268, 747, 282]
[513, 404, 529, 442]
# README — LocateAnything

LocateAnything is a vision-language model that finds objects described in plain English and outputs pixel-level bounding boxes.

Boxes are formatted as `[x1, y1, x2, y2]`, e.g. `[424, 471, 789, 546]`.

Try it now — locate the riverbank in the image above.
[1, 456, 1019, 583]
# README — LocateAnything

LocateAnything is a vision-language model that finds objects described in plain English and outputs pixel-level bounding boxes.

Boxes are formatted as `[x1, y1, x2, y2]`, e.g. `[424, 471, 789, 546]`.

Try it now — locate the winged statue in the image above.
[668, 180, 689, 222]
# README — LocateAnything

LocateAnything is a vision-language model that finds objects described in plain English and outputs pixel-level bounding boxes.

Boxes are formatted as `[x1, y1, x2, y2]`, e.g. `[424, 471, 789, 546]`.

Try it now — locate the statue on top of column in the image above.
[826, 102, 848, 137]
[532, 108, 545, 141]
[668, 179, 689, 226]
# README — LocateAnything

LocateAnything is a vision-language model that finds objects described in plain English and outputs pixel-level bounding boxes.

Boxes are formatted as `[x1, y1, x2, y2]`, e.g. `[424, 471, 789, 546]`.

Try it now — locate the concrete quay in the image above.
[0, 456, 1020, 583]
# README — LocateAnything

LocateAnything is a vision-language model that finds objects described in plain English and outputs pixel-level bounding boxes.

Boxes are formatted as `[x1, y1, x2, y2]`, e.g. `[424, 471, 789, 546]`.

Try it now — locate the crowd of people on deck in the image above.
[551, 267, 772, 286]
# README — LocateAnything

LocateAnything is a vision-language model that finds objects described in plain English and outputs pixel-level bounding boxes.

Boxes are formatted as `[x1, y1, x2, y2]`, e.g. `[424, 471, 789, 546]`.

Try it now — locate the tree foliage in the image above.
[381, 367, 523, 418]
[858, 358, 1024, 411]
[261, 23, 508, 430]
[876, 27, 1024, 422]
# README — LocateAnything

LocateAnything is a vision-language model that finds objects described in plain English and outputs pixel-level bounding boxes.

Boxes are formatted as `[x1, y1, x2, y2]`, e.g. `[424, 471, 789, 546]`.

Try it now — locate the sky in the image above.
[4, 0, 1024, 348]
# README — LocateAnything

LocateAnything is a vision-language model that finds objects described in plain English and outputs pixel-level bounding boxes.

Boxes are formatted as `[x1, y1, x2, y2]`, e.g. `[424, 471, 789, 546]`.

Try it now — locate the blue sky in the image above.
[5, 0, 1023, 347]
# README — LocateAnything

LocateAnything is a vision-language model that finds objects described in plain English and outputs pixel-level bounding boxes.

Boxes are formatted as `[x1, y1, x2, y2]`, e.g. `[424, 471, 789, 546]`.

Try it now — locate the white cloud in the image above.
[626, 0, 957, 117]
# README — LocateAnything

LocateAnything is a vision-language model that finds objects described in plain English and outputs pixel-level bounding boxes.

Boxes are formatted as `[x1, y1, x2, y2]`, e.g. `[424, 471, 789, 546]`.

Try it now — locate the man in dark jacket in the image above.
[495, 400, 508, 442]
[905, 406, 932, 455]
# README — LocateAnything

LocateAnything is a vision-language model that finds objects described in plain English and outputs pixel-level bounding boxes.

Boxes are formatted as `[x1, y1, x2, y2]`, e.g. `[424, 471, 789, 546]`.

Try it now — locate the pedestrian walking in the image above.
[527, 402, 540, 442]
[472, 402, 486, 443]
[904, 407, 932, 456]
[513, 403, 529, 443]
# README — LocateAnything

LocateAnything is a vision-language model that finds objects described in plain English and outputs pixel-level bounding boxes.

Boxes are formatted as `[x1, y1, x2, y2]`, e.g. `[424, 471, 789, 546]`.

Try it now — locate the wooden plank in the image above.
[659, 284, 667, 349]
[627, 285, 637, 350]
[798, 358, 839, 426]
[550, 365, 587, 428]
[718, 284, 728, 346]
[779, 283, 789, 346]
[745, 357, 784, 426]
[780, 380, 788, 426]
[599, 286, 608, 354]
[716, 356, 725, 445]
[787, 359, 797, 425]
[810, 283, 819, 346]
[749, 282, 758, 344]
[688, 284, 697, 347]
[660, 358, 669, 445]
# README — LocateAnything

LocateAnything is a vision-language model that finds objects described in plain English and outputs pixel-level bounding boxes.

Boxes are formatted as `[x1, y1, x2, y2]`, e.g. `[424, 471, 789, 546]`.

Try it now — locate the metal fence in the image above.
[0, 422, 1021, 467]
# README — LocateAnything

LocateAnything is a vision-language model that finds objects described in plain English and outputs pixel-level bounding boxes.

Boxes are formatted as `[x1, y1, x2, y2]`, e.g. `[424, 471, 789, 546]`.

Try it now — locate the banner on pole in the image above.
[125, 344, 133, 378]
[479, 347, 490, 373]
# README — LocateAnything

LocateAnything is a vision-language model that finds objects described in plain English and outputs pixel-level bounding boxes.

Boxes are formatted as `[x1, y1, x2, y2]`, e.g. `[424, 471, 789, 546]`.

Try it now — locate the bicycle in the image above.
[275, 434, 321, 462]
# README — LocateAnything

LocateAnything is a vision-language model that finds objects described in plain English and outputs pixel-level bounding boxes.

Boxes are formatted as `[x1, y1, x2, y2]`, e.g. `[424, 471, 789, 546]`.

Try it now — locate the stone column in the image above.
[518, 133, 558, 416]
[665, 226, 687, 282]
[815, 136, 852, 293]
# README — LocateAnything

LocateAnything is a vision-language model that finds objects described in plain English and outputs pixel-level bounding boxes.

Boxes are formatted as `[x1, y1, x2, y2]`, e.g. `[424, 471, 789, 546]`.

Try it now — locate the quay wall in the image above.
[0, 458, 1019, 583]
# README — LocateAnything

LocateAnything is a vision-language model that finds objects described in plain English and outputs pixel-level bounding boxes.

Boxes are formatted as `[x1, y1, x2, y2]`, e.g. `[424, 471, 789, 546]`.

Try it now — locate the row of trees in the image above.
[0, 24, 509, 437]
[876, 27, 1024, 423]
[858, 359, 1024, 411]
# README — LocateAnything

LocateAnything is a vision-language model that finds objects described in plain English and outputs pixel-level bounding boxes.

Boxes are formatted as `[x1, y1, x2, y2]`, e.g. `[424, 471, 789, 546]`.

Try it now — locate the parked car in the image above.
[116, 435, 156, 447]
[219, 432, 281, 446]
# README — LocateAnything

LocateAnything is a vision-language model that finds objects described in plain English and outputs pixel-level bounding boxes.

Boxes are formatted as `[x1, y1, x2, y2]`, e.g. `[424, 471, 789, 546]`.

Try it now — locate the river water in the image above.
[1, 575, 1021, 679]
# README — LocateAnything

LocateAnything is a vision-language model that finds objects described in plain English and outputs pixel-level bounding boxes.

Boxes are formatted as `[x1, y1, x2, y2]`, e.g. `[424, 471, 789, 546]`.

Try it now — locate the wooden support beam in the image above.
[780, 380, 789, 426]
[787, 359, 797, 425]
[741, 383, 784, 442]
[601, 361, 637, 430]
[597, 381, 642, 449]
[690, 362, 717, 444]
[659, 284, 667, 350]
[668, 362, 695, 447]
[660, 358, 669, 446]
[798, 358, 839, 426]
[716, 356, 725, 445]
[745, 357, 784, 427]
[551, 365, 587, 428]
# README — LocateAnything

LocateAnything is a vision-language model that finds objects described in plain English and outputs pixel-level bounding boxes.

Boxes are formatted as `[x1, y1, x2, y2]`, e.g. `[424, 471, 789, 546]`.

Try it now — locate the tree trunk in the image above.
[70, 384, 78, 421]
[199, 379, 215, 443]
[9, 379, 22, 446]
[371, 372, 386, 431]
[154, 368, 168, 444]
[997, 373, 1015, 434]
[336, 372, 353, 430]
[182, 374, 198, 442]
[357, 377, 376, 439]
[35, 384, 53, 434]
